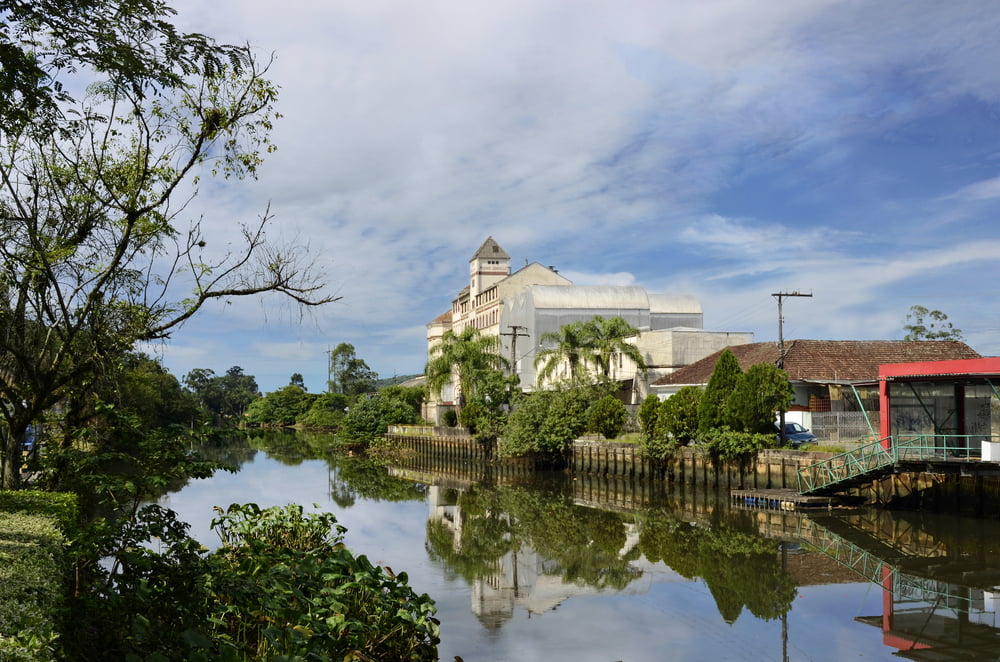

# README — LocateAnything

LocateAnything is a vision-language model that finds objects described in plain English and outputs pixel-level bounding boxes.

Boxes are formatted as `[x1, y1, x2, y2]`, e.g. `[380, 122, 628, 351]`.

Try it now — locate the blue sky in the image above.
[153, 0, 1000, 393]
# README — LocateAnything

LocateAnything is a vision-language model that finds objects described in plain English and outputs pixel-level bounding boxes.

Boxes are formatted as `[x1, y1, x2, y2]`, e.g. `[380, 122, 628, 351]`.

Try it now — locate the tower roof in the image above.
[471, 236, 510, 261]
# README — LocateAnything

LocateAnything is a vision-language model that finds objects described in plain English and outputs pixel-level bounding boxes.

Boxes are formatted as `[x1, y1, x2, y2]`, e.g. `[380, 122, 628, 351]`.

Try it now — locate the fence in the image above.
[810, 411, 877, 443]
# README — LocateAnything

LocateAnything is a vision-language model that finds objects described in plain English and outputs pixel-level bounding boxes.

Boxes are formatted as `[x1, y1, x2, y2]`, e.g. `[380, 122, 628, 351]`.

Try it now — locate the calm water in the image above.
[157, 432, 1000, 661]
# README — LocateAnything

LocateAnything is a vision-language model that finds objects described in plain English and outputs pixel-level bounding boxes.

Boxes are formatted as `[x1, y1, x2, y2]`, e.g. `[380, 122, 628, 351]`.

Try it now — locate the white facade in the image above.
[425, 237, 752, 420]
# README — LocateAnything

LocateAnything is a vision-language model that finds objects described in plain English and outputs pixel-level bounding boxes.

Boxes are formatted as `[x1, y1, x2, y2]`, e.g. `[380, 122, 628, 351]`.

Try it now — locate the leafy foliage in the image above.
[329, 343, 379, 395]
[245, 384, 317, 426]
[184, 366, 261, 425]
[903, 305, 963, 341]
[656, 386, 702, 445]
[725, 363, 793, 434]
[0, 1, 334, 488]
[426, 326, 509, 409]
[700, 426, 774, 473]
[341, 395, 417, 444]
[297, 392, 350, 428]
[587, 395, 628, 439]
[697, 350, 743, 435]
[637, 394, 661, 439]
[0, 496, 73, 662]
[207, 503, 439, 661]
[534, 315, 646, 386]
[501, 382, 607, 456]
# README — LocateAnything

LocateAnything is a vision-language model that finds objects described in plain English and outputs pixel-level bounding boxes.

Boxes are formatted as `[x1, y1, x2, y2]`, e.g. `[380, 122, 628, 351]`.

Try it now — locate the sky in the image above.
[148, 0, 1000, 394]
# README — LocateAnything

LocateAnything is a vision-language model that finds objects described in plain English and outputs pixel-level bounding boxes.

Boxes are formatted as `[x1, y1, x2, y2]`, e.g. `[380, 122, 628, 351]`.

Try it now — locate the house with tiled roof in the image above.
[650, 340, 982, 441]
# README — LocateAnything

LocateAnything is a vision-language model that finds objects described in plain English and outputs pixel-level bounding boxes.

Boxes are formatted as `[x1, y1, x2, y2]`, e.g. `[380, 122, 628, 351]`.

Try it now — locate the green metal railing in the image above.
[797, 437, 895, 494]
[797, 517, 983, 614]
[796, 517, 895, 587]
[893, 434, 989, 462]
[797, 434, 1000, 494]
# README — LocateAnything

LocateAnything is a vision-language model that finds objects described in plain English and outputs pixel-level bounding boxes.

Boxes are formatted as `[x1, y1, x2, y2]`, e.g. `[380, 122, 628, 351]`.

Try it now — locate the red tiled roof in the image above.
[428, 310, 452, 325]
[651, 340, 982, 385]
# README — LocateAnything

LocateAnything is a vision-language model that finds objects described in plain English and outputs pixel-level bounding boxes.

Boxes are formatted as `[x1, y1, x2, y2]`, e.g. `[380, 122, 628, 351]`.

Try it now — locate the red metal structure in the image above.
[878, 357, 1000, 452]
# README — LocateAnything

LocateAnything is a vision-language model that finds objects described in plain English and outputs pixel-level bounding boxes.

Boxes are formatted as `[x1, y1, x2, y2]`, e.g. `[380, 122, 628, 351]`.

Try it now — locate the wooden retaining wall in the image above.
[384, 429, 1000, 510]
[385, 430, 837, 491]
[569, 440, 836, 490]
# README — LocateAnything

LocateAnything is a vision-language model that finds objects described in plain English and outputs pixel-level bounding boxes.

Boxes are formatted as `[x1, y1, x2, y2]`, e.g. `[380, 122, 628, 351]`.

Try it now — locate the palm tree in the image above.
[583, 316, 647, 378]
[533, 320, 591, 386]
[426, 326, 509, 409]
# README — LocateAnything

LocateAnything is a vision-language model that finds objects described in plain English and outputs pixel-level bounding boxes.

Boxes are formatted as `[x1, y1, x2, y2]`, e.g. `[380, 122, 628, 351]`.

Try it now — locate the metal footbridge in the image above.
[796, 435, 1000, 495]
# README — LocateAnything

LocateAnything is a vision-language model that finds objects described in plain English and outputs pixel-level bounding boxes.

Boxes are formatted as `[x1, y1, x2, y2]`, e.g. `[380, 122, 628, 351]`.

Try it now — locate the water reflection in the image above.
[787, 510, 1000, 659]
[160, 433, 1000, 660]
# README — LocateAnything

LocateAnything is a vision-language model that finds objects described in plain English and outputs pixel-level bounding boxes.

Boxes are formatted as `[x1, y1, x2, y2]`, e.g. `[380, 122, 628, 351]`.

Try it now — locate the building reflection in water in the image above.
[389, 457, 1000, 659]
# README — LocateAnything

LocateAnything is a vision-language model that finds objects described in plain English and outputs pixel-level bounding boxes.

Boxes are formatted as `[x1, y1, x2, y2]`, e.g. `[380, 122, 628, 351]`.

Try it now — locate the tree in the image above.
[328, 343, 378, 396]
[582, 316, 646, 378]
[637, 394, 661, 439]
[656, 386, 702, 445]
[245, 384, 315, 427]
[289, 373, 306, 390]
[0, 0, 344, 487]
[426, 327, 509, 410]
[340, 394, 416, 443]
[117, 353, 199, 429]
[534, 320, 591, 385]
[697, 349, 743, 435]
[534, 316, 645, 387]
[903, 305, 963, 341]
[0, 3, 335, 488]
[588, 395, 627, 439]
[183, 366, 259, 424]
[725, 363, 793, 434]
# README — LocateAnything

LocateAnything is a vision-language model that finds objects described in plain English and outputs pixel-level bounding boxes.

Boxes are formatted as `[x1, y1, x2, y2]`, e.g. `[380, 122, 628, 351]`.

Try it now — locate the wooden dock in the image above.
[731, 488, 839, 511]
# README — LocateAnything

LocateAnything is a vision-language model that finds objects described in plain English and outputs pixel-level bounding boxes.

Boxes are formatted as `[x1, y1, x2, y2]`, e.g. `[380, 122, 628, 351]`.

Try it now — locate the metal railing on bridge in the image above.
[797, 435, 1000, 495]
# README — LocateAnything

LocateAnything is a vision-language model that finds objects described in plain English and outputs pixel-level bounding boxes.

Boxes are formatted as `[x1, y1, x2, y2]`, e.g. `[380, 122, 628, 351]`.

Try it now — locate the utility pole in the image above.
[772, 290, 812, 446]
[500, 325, 530, 376]
[325, 346, 332, 393]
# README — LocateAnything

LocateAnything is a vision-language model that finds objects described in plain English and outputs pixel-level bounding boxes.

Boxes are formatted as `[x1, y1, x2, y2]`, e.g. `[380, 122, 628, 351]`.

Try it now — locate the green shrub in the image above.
[341, 395, 417, 443]
[442, 409, 458, 427]
[206, 503, 439, 660]
[0, 493, 74, 662]
[637, 394, 661, 439]
[587, 396, 627, 439]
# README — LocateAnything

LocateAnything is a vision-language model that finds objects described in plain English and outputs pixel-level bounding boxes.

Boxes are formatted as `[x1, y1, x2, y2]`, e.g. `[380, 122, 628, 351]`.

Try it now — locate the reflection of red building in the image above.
[857, 562, 1000, 659]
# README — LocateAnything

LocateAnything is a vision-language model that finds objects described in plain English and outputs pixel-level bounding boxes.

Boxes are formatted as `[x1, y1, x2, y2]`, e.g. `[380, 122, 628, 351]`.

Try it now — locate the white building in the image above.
[425, 237, 752, 422]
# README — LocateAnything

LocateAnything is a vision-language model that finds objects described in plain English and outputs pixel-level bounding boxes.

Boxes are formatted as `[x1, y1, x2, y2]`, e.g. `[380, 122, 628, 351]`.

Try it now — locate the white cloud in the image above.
[146, 0, 1000, 390]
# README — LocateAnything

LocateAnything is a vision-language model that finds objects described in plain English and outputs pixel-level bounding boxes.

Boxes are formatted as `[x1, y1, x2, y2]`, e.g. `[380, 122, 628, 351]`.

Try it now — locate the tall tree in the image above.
[903, 305, 963, 341]
[534, 316, 645, 387]
[581, 315, 646, 378]
[697, 349, 743, 434]
[534, 320, 591, 385]
[0, 1, 335, 488]
[426, 326, 509, 409]
[724, 363, 793, 434]
[328, 343, 377, 396]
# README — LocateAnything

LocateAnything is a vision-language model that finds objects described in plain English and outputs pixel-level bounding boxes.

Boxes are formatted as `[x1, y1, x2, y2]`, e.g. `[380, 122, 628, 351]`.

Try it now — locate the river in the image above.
[155, 431, 1000, 661]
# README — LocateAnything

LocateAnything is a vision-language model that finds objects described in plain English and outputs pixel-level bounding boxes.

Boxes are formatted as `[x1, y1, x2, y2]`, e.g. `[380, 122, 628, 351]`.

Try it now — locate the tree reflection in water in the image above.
[424, 478, 796, 624]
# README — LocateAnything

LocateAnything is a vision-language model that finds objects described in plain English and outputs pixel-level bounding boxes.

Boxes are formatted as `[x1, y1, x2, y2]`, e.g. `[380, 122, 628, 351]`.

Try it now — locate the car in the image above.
[775, 421, 817, 448]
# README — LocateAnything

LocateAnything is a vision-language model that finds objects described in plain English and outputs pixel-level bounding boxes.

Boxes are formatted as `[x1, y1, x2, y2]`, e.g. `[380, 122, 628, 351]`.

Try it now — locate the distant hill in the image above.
[375, 374, 423, 389]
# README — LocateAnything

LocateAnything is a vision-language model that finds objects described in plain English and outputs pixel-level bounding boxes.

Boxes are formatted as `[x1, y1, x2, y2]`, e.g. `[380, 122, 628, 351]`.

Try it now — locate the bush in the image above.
[341, 395, 417, 443]
[206, 503, 439, 660]
[501, 385, 603, 456]
[656, 386, 702, 445]
[700, 426, 775, 471]
[588, 396, 627, 439]
[637, 394, 661, 439]
[0, 492, 76, 662]
[442, 409, 458, 427]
